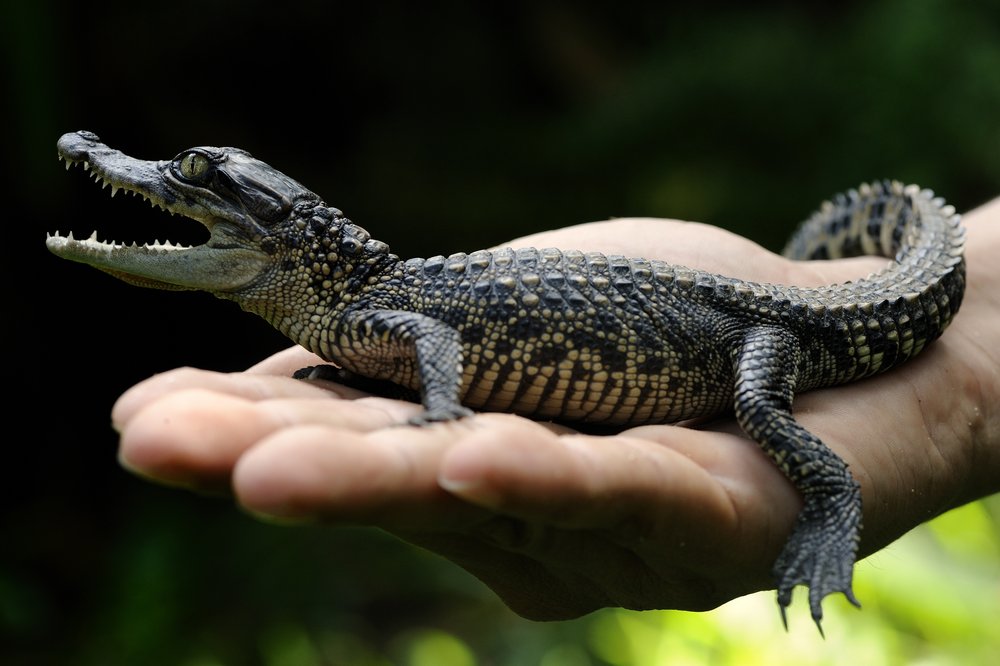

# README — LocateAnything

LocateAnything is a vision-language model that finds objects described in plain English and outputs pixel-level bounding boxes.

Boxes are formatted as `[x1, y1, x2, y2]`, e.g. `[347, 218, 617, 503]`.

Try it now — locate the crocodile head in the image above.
[47, 130, 325, 292]
[49, 131, 399, 355]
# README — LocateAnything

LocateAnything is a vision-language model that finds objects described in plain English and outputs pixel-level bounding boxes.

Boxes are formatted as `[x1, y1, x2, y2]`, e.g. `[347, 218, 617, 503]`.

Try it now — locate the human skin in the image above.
[112, 195, 1000, 622]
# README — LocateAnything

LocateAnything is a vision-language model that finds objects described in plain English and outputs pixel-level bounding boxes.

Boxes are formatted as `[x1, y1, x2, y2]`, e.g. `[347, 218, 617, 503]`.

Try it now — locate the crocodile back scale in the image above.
[46, 131, 966, 633]
[340, 180, 963, 424]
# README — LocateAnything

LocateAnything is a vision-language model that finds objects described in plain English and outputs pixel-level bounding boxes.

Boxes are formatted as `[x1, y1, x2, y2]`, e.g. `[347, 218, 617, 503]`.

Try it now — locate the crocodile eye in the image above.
[177, 152, 210, 181]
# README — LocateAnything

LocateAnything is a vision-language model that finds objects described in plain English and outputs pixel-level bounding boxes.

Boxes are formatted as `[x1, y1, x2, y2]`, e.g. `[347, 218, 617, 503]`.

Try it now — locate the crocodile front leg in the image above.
[733, 327, 863, 635]
[327, 309, 473, 425]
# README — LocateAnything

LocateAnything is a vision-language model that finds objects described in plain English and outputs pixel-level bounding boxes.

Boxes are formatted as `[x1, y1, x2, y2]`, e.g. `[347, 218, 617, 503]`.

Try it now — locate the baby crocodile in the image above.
[47, 130, 966, 633]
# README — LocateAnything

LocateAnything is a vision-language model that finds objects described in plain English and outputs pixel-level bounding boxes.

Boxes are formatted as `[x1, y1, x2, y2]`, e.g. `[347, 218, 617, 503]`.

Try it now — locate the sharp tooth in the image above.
[83, 161, 90, 170]
[88, 231, 98, 241]
[67, 231, 76, 240]
[64, 160, 71, 170]
[111, 185, 119, 197]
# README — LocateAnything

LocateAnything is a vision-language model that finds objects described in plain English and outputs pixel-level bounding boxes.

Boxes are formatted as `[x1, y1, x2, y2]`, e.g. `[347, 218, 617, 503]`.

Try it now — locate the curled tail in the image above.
[784, 180, 965, 321]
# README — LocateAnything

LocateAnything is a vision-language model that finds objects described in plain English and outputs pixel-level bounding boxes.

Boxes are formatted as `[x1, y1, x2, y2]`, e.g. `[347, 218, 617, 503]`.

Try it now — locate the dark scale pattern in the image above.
[380, 247, 741, 424]
[47, 133, 966, 634]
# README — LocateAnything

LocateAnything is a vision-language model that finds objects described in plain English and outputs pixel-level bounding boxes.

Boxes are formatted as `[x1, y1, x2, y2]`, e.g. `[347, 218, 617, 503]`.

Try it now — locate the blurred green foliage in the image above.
[4, 1, 999, 664]
[9, 495, 993, 664]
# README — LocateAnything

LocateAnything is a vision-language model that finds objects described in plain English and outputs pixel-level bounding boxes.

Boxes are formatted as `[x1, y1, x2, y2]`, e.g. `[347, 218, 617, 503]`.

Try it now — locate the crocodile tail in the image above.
[783, 180, 964, 266]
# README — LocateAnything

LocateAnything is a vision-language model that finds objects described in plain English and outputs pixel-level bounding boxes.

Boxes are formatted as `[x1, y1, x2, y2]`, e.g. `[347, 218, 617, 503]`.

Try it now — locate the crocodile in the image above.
[47, 130, 966, 633]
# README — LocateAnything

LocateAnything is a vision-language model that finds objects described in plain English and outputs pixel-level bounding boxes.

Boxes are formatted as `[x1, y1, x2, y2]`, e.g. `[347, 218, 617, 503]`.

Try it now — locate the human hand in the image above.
[112, 204, 1000, 621]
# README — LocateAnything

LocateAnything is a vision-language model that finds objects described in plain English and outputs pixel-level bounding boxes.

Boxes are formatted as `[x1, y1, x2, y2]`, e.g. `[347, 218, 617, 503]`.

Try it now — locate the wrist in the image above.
[958, 197, 1000, 501]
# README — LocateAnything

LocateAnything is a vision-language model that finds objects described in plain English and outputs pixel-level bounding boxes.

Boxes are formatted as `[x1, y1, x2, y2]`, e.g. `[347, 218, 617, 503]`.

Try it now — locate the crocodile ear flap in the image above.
[222, 155, 321, 225]
[235, 183, 289, 224]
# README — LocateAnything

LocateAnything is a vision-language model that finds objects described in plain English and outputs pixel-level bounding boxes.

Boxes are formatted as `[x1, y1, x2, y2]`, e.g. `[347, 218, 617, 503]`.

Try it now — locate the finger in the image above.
[112, 366, 382, 430]
[232, 418, 489, 527]
[625, 423, 801, 518]
[113, 367, 327, 428]
[118, 388, 419, 491]
[246, 345, 324, 375]
[119, 388, 280, 491]
[437, 417, 740, 536]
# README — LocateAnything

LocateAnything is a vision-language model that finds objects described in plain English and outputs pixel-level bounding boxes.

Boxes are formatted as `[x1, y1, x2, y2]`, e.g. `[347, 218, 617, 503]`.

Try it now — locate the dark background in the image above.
[4, 2, 999, 664]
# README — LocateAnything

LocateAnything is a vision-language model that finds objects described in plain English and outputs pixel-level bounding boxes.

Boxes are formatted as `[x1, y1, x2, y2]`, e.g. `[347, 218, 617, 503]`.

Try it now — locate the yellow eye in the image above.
[178, 152, 210, 180]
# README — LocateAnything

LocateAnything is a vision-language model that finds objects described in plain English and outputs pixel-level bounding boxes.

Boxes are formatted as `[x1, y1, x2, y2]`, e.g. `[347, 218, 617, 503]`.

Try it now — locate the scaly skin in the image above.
[47, 130, 966, 632]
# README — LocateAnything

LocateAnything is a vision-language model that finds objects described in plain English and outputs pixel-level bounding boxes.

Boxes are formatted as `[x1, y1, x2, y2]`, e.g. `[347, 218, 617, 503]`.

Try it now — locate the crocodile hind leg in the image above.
[733, 327, 863, 635]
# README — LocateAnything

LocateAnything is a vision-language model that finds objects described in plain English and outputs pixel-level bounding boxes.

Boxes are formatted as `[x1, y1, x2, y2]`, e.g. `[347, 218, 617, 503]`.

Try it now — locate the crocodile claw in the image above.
[773, 488, 863, 635]
[408, 405, 474, 426]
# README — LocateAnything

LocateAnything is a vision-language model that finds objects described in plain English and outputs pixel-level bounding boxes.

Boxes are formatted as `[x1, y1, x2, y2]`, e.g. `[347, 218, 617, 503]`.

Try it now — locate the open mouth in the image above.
[49, 155, 206, 256]
[47, 131, 268, 292]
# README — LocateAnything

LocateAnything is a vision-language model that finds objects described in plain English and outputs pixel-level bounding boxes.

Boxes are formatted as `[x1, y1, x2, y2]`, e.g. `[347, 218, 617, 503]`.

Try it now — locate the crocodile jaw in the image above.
[45, 230, 268, 291]
[46, 131, 268, 292]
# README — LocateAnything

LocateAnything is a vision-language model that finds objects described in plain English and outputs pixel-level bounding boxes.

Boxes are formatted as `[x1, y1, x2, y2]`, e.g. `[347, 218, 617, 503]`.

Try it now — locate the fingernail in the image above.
[438, 446, 504, 507]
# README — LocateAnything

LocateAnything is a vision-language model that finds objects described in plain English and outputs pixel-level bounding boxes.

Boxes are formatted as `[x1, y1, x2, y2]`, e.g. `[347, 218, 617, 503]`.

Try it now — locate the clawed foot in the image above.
[293, 364, 341, 381]
[408, 405, 474, 426]
[773, 488, 863, 636]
